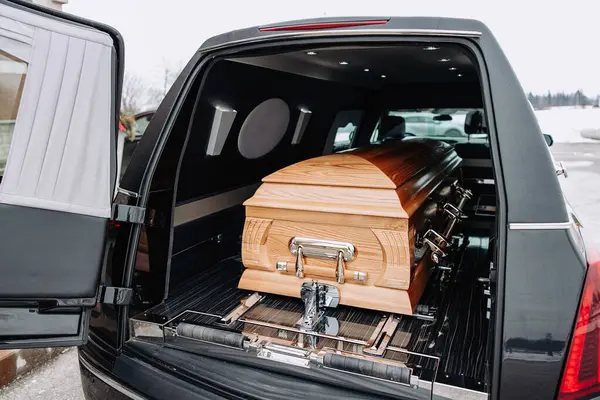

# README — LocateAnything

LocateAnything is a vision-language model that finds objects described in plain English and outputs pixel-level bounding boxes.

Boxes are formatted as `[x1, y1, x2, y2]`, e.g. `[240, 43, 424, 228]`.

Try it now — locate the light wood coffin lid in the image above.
[243, 139, 459, 220]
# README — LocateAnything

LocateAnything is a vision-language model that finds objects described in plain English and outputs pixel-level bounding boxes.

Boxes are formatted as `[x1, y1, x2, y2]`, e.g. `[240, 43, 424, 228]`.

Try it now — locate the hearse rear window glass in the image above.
[371, 108, 487, 143]
[0, 50, 27, 176]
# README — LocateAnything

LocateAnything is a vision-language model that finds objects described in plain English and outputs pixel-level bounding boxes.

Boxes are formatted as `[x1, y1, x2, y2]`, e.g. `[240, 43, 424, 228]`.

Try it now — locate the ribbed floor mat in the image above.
[147, 257, 247, 320]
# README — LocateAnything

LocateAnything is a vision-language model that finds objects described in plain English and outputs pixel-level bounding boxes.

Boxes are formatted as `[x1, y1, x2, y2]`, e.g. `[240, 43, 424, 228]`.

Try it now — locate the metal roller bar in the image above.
[321, 353, 412, 385]
[176, 323, 247, 348]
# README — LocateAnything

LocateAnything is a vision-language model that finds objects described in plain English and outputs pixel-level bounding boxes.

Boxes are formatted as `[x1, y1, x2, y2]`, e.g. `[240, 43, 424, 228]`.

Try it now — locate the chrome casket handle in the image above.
[289, 237, 355, 261]
[289, 237, 356, 284]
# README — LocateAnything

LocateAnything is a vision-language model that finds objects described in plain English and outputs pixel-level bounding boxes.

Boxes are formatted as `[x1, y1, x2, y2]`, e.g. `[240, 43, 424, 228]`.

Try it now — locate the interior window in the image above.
[370, 108, 486, 143]
[325, 110, 363, 153]
[333, 122, 357, 152]
[134, 114, 153, 138]
[0, 50, 28, 176]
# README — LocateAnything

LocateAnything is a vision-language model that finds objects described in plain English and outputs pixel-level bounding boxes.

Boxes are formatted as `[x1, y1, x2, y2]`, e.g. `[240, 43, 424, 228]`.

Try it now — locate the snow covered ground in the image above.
[534, 107, 600, 143]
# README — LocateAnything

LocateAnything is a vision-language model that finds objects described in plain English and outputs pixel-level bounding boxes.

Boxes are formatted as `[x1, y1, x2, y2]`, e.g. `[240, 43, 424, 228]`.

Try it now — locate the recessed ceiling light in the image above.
[439, 58, 451, 62]
[306, 51, 317, 55]
[364, 68, 370, 72]
[457, 73, 463, 77]
[381, 74, 387, 78]
[449, 67, 457, 71]
[424, 46, 439, 51]
[339, 61, 349, 65]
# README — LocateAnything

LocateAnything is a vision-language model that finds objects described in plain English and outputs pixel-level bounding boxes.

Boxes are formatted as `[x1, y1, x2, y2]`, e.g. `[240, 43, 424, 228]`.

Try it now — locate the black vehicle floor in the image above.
[136, 234, 490, 391]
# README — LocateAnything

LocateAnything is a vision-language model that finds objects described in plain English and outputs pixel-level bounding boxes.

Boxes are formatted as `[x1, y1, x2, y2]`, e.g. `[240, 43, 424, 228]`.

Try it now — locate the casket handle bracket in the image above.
[296, 246, 305, 278]
[336, 251, 345, 284]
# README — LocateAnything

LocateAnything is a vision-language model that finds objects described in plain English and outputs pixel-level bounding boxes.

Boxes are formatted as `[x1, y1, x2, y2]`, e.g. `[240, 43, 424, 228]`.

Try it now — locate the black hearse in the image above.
[0, 1, 597, 399]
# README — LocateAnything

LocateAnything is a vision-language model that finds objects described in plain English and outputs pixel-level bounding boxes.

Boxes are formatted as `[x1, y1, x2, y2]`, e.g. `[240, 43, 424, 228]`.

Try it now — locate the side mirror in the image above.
[543, 134, 554, 147]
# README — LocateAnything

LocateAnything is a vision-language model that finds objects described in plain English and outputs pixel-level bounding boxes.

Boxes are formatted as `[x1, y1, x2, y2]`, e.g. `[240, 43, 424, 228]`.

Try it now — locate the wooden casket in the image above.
[239, 139, 461, 315]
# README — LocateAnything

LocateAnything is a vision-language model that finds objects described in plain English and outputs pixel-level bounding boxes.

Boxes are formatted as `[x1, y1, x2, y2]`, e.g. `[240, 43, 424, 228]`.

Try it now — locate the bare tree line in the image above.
[121, 60, 183, 116]
[527, 90, 600, 110]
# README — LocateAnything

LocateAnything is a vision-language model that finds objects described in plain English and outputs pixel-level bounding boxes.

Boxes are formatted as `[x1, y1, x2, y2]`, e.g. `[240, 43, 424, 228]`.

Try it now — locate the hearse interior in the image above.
[125, 42, 497, 398]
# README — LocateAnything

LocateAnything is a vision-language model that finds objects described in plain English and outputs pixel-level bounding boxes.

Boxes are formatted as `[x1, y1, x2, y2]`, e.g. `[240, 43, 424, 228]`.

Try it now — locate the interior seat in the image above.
[379, 115, 407, 141]
[464, 110, 487, 134]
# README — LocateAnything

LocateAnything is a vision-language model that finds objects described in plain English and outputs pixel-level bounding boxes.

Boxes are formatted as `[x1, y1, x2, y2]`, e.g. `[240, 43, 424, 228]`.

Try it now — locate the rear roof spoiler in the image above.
[200, 16, 486, 50]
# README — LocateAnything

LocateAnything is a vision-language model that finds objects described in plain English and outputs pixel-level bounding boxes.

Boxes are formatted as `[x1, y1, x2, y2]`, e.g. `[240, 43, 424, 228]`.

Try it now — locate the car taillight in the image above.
[558, 248, 600, 400]
[258, 19, 389, 32]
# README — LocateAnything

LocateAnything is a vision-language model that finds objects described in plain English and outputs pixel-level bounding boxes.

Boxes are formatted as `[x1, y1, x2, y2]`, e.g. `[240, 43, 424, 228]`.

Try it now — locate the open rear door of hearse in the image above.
[0, 0, 122, 348]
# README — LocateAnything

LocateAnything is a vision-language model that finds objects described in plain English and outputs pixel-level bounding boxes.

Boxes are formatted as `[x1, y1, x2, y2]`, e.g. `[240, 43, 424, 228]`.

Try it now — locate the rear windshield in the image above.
[370, 108, 486, 143]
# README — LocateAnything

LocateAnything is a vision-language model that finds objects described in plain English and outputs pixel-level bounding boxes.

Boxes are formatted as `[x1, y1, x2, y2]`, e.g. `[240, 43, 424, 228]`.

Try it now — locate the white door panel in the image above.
[0, 3, 114, 218]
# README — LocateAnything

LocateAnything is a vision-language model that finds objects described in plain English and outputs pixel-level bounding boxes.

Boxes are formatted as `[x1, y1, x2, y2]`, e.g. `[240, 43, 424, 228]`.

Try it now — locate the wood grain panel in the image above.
[263, 140, 455, 190]
[244, 182, 407, 219]
[246, 206, 408, 230]
[263, 220, 383, 284]
[372, 228, 411, 290]
[263, 153, 396, 189]
[395, 153, 462, 216]
[238, 255, 431, 315]
[241, 218, 273, 270]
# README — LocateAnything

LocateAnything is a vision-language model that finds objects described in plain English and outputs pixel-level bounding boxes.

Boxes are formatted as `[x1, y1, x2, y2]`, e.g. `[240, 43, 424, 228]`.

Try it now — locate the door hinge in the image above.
[98, 285, 134, 305]
[112, 204, 146, 224]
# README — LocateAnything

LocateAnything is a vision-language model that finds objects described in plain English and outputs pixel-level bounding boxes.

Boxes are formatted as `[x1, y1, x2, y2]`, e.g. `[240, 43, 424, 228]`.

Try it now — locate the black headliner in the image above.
[230, 44, 476, 88]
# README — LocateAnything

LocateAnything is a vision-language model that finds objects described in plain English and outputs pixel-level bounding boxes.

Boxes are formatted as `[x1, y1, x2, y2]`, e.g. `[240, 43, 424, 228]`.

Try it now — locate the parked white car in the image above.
[391, 110, 468, 138]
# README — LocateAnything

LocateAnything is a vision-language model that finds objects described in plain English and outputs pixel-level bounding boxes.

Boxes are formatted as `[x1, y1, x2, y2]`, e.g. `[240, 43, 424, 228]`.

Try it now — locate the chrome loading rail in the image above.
[131, 295, 441, 399]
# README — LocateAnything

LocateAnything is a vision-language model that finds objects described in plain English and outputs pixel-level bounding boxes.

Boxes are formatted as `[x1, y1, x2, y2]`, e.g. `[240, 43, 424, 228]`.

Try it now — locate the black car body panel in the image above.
[499, 229, 585, 399]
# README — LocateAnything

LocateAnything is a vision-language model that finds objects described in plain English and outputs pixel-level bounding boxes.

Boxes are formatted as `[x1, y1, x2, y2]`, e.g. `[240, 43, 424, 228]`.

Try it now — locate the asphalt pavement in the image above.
[0, 348, 84, 400]
[0, 142, 598, 400]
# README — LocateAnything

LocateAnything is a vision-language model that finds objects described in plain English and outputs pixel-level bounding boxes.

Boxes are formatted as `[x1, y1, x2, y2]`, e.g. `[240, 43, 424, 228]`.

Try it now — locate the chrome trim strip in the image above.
[419, 380, 488, 400]
[509, 222, 571, 230]
[202, 28, 482, 52]
[79, 354, 148, 400]
[173, 183, 260, 226]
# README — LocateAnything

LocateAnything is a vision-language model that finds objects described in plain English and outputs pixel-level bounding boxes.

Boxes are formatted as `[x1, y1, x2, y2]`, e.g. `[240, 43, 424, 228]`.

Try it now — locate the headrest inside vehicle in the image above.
[464, 110, 487, 134]
[379, 115, 406, 140]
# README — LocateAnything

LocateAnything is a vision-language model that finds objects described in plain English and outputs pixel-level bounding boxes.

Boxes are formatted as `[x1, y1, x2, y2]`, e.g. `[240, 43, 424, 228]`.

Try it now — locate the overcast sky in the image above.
[65, 0, 599, 95]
